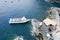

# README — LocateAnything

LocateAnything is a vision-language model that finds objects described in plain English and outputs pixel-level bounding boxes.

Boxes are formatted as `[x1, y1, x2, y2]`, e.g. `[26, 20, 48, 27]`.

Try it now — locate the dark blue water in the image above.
[0, 0, 58, 40]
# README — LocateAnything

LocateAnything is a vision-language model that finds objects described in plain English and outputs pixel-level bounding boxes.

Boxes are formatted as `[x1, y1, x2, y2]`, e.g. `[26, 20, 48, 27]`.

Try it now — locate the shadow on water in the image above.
[51, 2, 60, 8]
[9, 21, 31, 25]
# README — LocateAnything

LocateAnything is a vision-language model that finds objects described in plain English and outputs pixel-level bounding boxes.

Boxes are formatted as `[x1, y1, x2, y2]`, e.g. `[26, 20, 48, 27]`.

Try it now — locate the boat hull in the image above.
[9, 19, 30, 24]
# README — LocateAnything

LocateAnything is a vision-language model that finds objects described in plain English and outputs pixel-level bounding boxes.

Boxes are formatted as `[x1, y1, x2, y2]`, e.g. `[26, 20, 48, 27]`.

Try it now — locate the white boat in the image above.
[9, 16, 30, 24]
[14, 36, 23, 40]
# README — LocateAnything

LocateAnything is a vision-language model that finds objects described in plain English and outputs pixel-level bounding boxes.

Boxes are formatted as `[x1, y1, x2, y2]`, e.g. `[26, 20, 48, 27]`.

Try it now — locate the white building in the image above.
[43, 18, 57, 32]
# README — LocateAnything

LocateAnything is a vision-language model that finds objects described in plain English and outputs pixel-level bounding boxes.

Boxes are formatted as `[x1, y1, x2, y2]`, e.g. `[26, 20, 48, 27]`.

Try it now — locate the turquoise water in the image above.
[0, 0, 57, 40]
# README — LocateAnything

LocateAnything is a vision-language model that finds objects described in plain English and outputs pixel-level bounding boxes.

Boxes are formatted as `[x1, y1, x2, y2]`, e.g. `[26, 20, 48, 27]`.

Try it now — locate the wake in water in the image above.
[13, 36, 24, 40]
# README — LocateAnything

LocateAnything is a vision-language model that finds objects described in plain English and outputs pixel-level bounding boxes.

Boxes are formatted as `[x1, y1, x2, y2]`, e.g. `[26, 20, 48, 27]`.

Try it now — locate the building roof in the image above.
[43, 18, 57, 26]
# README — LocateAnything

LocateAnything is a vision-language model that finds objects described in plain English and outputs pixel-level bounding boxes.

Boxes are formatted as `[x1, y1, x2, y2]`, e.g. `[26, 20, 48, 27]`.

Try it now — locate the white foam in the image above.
[14, 36, 24, 40]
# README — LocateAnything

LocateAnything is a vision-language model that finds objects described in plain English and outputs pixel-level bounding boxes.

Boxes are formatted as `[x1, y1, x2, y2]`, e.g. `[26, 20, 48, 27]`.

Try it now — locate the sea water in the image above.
[0, 0, 57, 40]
